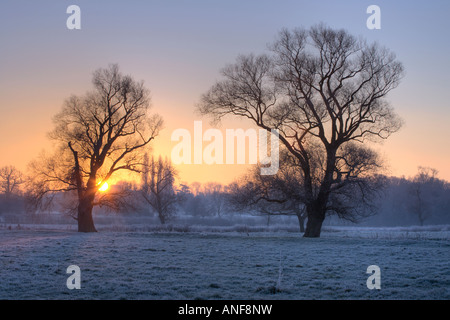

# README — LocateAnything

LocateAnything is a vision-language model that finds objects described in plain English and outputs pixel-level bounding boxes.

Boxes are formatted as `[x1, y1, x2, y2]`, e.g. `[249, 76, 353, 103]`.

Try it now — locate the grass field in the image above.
[0, 226, 449, 299]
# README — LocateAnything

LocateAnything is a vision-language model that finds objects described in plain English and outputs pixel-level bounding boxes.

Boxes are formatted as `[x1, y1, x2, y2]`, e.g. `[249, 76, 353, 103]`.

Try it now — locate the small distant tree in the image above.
[0, 166, 24, 196]
[203, 182, 227, 217]
[0, 166, 25, 215]
[141, 154, 178, 224]
[190, 182, 202, 196]
[229, 150, 307, 232]
[407, 167, 441, 226]
[183, 193, 211, 217]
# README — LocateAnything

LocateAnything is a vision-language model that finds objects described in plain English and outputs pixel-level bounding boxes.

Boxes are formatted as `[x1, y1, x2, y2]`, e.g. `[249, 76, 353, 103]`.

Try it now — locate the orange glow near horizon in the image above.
[1, 1, 450, 191]
[1, 109, 450, 188]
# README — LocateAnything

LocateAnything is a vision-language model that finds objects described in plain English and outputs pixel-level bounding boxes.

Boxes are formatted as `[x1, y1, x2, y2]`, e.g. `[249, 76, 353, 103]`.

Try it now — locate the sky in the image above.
[0, 0, 449, 185]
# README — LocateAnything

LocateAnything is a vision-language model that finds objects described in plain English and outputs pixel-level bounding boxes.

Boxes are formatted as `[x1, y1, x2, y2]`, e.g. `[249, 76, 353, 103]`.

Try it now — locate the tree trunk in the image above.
[302, 147, 335, 238]
[303, 214, 324, 238]
[158, 210, 166, 225]
[77, 196, 97, 232]
[296, 212, 305, 233]
[303, 203, 325, 238]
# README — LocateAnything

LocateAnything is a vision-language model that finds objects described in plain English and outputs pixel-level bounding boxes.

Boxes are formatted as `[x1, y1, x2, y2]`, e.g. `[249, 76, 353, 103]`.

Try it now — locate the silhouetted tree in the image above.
[176, 183, 212, 217]
[407, 167, 441, 226]
[203, 182, 227, 217]
[0, 166, 24, 196]
[198, 25, 403, 237]
[229, 150, 307, 231]
[190, 182, 202, 196]
[230, 144, 384, 232]
[27, 64, 163, 232]
[0, 166, 25, 216]
[141, 154, 177, 224]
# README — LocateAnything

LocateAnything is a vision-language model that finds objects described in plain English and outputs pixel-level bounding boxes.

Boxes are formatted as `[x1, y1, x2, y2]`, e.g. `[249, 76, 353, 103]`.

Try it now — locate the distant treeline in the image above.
[1, 165, 449, 228]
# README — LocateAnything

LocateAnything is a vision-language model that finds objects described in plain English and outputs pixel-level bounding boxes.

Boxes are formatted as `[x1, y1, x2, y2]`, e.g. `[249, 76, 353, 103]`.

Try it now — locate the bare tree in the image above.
[203, 182, 226, 217]
[190, 182, 202, 196]
[230, 145, 384, 232]
[228, 150, 306, 231]
[0, 166, 24, 196]
[141, 154, 178, 224]
[27, 64, 163, 232]
[0, 166, 25, 216]
[407, 167, 440, 226]
[198, 25, 403, 237]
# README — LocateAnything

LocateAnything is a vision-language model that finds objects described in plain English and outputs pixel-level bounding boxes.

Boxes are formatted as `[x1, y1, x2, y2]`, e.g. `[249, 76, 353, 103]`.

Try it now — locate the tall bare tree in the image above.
[198, 25, 403, 237]
[28, 64, 163, 232]
[0, 166, 24, 196]
[141, 154, 178, 224]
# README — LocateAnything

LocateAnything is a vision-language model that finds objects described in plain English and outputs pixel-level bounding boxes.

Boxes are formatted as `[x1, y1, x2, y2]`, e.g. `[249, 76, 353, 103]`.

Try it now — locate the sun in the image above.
[98, 182, 109, 192]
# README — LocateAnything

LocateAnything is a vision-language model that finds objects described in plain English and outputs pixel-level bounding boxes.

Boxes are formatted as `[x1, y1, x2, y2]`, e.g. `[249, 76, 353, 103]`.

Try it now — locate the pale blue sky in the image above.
[1, 0, 449, 183]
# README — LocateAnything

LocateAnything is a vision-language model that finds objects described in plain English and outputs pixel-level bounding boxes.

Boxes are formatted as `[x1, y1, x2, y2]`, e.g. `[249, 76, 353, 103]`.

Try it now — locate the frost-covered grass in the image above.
[0, 225, 449, 300]
[1, 222, 449, 240]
